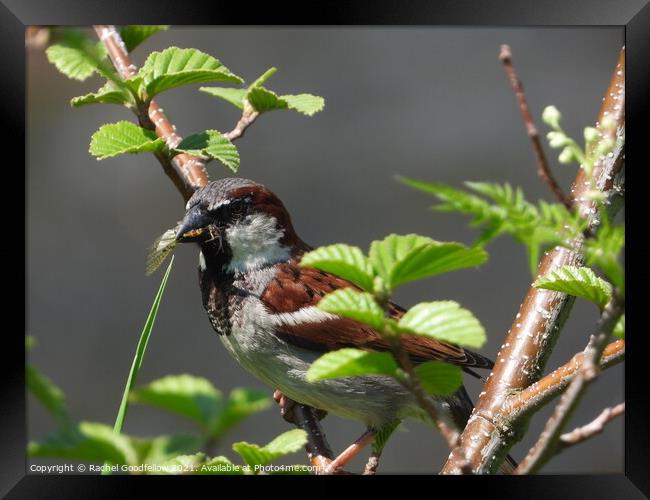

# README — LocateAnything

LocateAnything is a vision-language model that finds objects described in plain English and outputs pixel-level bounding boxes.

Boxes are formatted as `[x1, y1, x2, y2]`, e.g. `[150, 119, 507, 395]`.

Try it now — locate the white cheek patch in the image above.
[225, 213, 291, 274]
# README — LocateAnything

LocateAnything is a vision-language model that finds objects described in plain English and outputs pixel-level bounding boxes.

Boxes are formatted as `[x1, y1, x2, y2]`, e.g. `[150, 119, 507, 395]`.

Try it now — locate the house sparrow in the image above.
[175, 177, 511, 473]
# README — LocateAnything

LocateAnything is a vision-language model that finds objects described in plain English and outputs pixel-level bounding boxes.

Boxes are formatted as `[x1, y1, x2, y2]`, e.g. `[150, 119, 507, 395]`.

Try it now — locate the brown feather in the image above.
[261, 259, 493, 373]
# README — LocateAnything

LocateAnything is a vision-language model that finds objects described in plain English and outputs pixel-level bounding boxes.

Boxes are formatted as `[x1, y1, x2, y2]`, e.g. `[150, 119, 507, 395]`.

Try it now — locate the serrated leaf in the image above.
[120, 25, 169, 52]
[210, 388, 273, 438]
[199, 87, 247, 109]
[131, 434, 203, 466]
[414, 361, 463, 395]
[130, 374, 224, 428]
[27, 365, 70, 425]
[398, 301, 486, 348]
[71, 82, 132, 107]
[534, 265, 613, 309]
[281, 94, 325, 116]
[46, 30, 109, 81]
[138, 47, 243, 97]
[195, 455, 246, 475]
[613, 315, 625, 339]
[89, 121, 165, 160]
[232, 429, 307, 468]
[306, 348, 398, 382]
[300, 244, 374, 292]
[174, 130, 239, 172]
[369, 234, 487, 290]
[28, 422, 138, 465]
[316, 289, 385, 330]
[247, 87, 324, 116]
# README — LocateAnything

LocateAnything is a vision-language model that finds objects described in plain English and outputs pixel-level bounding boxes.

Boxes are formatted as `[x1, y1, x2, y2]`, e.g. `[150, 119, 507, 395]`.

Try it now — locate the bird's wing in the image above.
[260, 260, 493, 373]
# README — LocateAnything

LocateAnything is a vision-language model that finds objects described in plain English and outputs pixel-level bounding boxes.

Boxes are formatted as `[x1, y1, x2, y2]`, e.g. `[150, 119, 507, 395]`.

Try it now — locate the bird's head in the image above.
[176, 178, 306, 274]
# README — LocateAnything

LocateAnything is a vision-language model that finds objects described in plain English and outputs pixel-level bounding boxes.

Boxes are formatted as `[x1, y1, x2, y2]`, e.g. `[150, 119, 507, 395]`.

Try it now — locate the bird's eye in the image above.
[230, 199, 245, 216]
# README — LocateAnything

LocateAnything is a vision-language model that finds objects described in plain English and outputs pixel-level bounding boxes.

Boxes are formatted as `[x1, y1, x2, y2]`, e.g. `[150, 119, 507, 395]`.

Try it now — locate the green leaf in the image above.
[280, 94, 325, 116]
[232, 429, 308, 468]
[174, 130, 239, 172]
[89, 121, 165, 160]
[306, 348, 398, 382]
[316, 288, 385, 330]
[28, 422, 138, 465]
[138, 47, 243, 97]
[247, 87, 324, 116]
[369, 234, 487, 290]
[199, 87, 247, 110]
[195, 456, 246, 475]
[130, 374, 223, 428]
[71, 81, 132, 107]
[27, 365, 70, 425]
[131, 434, 203, 466]
[300, 244, 375, 292]
[119, 25, 169, 52]
[585, 224, 624, 291]
[398, 301, 486, 348]
[210, 388, 273, 438]
[533, 265, 613, 309]
[613, 315, 625, 339]
[414, 361, 463, 395]
[248, 67, 277, 89]
[103, 257, 173, 474]
[46, 30, 110, 81]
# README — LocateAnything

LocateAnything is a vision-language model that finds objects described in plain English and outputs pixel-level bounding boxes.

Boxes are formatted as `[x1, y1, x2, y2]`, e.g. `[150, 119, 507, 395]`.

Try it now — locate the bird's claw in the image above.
[273, 390, 327, 424]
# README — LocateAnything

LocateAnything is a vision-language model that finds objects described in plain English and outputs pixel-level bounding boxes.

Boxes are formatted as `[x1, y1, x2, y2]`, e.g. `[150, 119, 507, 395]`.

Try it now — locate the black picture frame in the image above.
[7, 1, 648, 497]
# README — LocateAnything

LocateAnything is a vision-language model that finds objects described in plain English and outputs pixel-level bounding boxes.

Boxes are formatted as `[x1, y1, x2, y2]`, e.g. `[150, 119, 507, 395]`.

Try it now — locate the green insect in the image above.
[146, 226, 178, 275]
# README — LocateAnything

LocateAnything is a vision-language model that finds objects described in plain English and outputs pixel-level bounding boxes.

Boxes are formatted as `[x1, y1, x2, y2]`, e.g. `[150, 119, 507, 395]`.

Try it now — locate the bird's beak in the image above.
[176, 207, 213, 243]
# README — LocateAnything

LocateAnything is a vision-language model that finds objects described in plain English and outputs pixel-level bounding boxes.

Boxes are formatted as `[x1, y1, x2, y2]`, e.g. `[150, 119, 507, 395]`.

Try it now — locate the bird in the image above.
[175, 177, 514, 474]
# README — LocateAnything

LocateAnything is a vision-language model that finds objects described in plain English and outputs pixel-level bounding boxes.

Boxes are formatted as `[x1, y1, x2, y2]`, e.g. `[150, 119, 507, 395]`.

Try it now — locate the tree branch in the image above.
[94, 25, 208, 202]
[514, 294, 624, 474]
[93, 24, 335, 472]
[502, 339, 624, 419]
[441, 47, 625, 475]
[558, 402, 624, 450]
[499, 44, 570, 208]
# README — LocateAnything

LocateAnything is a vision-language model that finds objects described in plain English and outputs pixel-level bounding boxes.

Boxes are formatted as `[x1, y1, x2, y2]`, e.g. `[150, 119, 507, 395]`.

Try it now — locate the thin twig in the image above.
[390, 339, 460, 448]
[441, 47, 625, 475]
[514, 294, 624, 474]
[502, 339, 624, 419]
[224, 105, 260, 141]
[499, 45, 571, 208]
[94, 25, 336, 472]
[558, 402, 624, 449]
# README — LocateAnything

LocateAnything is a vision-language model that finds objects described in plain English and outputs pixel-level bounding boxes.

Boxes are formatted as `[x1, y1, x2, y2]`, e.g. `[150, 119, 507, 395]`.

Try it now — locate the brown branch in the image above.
[94, 25, 208, 201]
[499, 45, 571, 208]
[441, 47, 625, 475]
[558, 402, 624, 449]
[224, 105, 260, 141]
[514, 294, 624, 474]
[94, 25, 335, 472]
[503, 339, 624, 419]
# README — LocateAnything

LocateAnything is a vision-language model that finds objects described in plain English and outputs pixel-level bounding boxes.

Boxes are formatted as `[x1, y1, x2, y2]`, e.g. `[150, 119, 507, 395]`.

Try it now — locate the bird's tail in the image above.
[445, 385, 517, 474]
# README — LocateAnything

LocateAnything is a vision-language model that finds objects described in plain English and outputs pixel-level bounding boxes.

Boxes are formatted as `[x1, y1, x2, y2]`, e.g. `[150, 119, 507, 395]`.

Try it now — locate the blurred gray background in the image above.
[27, 27, 624, 474]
